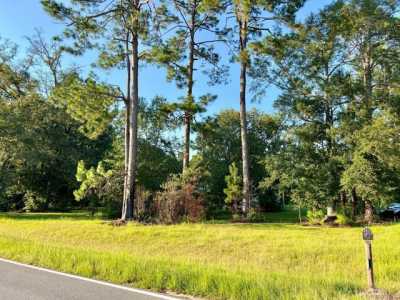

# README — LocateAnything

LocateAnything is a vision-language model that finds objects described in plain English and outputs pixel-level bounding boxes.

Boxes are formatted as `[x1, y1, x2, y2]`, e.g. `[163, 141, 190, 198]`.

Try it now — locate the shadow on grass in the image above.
[228, 223, 322, 231]
[0, 212, 103, 221]
[206, 208, 306, 226]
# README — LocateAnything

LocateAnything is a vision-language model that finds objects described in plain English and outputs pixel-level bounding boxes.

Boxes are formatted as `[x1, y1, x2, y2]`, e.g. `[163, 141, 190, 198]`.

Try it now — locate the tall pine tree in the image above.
[41, 0, 159, 220]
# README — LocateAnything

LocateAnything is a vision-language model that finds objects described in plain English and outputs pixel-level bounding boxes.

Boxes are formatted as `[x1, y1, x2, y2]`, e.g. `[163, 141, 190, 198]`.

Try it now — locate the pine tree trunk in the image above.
[122, 103, 130, 218]
[182, 2, 196, 171]
[122, 33, 131, 218]
[298, 205, 302, 223]
[183, 112, 191, 170]
[351, 187, 358, 220]
[363, 58, 373, 119]
[239, 20, 251, 215]
[122, 9, 139, 220]
[362, 30, 373, 120]
[340, 191, 347, 207]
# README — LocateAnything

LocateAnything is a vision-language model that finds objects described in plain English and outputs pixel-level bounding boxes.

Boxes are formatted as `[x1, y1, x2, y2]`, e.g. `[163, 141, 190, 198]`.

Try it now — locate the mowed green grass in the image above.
[0, 212, 399, 299]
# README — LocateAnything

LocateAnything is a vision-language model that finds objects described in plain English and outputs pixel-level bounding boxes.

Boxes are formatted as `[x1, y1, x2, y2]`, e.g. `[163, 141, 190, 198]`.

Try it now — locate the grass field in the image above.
[0, 210, 399, 299]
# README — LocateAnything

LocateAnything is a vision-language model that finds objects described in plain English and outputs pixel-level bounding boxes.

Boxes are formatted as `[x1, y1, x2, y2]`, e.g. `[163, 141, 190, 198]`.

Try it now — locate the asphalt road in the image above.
[0, 258, 180, 300]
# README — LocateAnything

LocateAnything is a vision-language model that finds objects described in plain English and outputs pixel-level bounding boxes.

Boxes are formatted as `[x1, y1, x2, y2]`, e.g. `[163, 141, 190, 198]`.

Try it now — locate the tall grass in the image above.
[0, 213, 398, 299]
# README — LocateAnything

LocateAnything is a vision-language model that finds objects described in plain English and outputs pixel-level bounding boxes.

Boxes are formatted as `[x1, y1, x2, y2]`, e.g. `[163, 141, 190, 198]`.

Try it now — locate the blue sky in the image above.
[0, 0, 333, 116]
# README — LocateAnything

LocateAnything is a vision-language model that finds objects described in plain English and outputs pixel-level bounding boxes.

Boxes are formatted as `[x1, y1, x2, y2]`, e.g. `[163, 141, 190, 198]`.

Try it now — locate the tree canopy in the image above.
[1, 0, 399, 223]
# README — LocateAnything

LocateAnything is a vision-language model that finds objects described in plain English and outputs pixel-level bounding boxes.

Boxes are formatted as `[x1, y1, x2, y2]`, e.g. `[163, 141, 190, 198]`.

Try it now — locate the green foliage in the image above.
[1, 0, 399, 225]
[224, 162, 242, 212]
[147, 0, 227, 169]
[74, 161, 114, 201]
[306, 210, 326, 225]
[195, 109, 282, 211]
[71, 96, 181, 218]
[41, 0, 156, 53]
[256, 0, 400, 221]
[148, 0, 227, 88]
[137, 141, 181, 191]
[23, 191, 48, 212]
[0, 93, 110, 210]
[335, 213, 351, 226]
[136, 97, 181, 190]
[74, 160, 122, 218]
[72, 139, 180, 218]
[0, 38, 111, 211]
[51, 73, 119, 139]
[341, 111, 400, 207]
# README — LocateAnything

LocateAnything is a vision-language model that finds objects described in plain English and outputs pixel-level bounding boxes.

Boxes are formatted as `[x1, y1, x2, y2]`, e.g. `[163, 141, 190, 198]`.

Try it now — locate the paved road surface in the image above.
[0, 258, 180, 300]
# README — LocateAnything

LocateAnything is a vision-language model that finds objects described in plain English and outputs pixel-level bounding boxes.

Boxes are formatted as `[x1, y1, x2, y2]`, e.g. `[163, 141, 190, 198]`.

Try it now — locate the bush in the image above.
[247, 208, 266, 223]
[154, 168, 205, 224]
[335, 213, 351, 226]
[1, 185, 25, 211]
[23, 191, 48, 212]
[306, 210, 325, 225]
[224, 163, 242, 214]
[74, 161, 123, 218]
[134, 185, 155, 223]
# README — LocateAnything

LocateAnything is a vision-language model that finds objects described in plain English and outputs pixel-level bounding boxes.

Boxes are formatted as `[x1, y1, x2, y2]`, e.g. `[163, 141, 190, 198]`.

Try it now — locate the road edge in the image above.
[0, 257, 180, 300]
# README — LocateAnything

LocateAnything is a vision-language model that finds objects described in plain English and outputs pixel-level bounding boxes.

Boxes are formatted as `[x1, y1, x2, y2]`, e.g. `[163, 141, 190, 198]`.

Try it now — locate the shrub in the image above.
[306, 209, 325, 225]
[154, 168, 205, 224]
[335, 213, 351, 226]
[74, 161, 123, 218]
[134, 185, 155, 223]
[224, 163, 242, 214]
[0, 194, 19, 212]
[247, 208, 266, 223]
[23, 191, 48, 212]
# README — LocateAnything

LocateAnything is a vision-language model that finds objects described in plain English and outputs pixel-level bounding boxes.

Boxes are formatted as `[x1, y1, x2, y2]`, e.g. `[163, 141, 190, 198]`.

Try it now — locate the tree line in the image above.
[0, 0, 399, 224]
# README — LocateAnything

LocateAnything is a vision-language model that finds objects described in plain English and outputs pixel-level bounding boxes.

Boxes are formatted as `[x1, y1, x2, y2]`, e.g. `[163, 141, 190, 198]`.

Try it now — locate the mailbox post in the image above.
[362, 227, 375, 291]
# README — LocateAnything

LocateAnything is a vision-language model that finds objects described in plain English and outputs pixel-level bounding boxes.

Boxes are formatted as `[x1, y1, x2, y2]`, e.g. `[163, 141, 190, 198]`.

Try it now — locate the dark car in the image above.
[380, 203, 400, 221]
